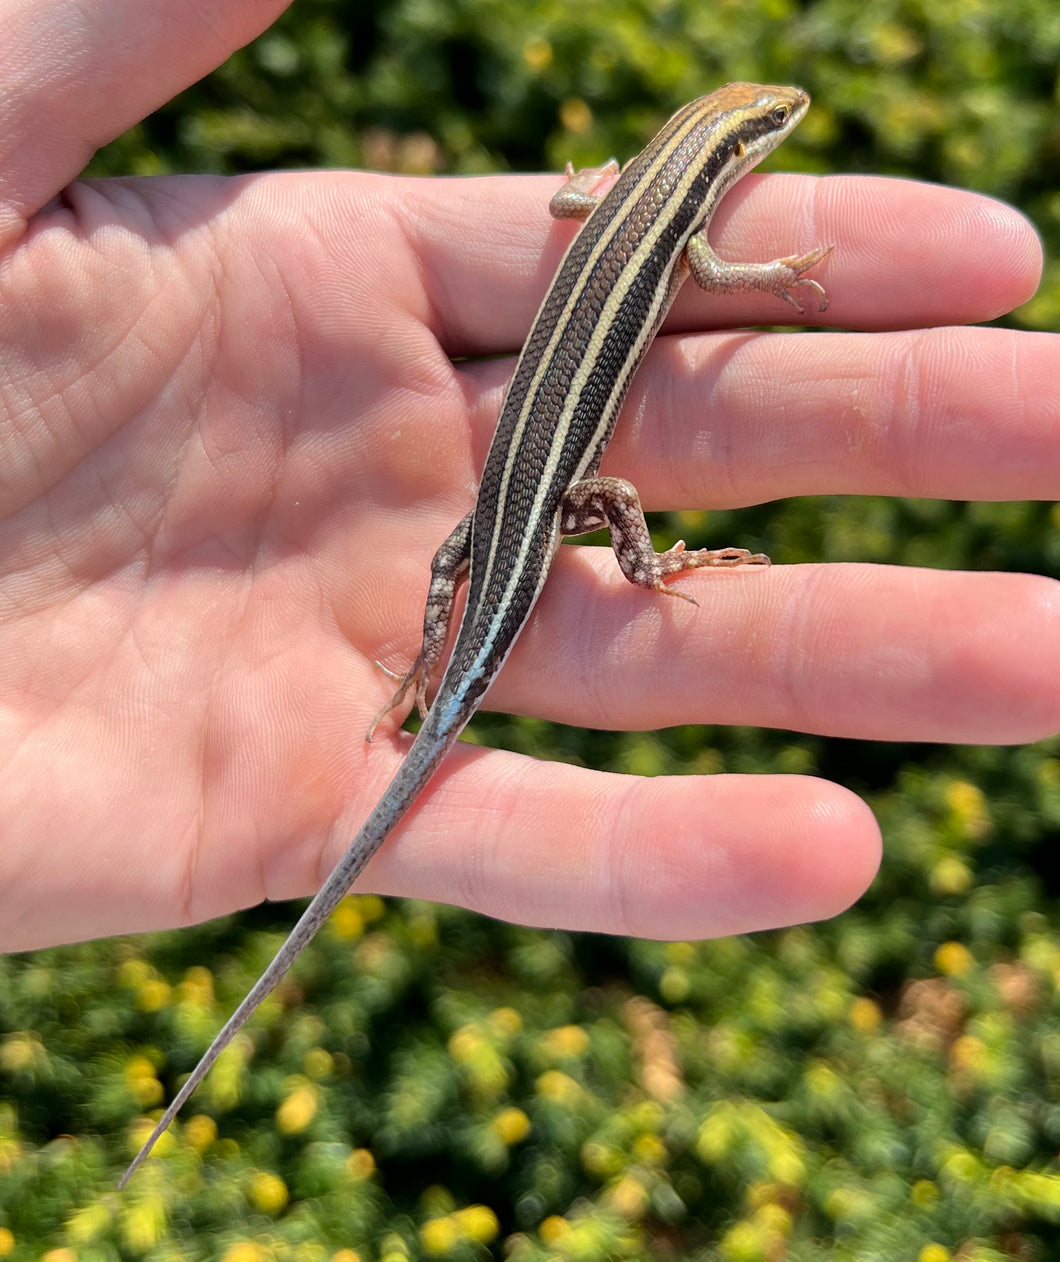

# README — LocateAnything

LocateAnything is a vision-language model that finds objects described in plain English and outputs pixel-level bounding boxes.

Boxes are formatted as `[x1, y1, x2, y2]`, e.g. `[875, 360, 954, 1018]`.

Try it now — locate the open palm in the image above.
[3, 1, 1059, 954]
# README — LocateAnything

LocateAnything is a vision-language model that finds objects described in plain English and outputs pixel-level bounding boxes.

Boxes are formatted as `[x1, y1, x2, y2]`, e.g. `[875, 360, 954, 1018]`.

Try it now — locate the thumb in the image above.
[0, 0, 290, 249]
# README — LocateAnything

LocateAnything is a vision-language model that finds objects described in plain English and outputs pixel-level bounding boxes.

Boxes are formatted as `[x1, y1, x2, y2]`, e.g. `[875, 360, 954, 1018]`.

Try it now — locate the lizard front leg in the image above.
[549, 159, 620, 221]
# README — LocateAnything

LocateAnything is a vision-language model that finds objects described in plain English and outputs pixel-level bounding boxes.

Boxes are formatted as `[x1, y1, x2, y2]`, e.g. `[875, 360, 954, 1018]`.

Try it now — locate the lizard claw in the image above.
[776, 244, 834, 313]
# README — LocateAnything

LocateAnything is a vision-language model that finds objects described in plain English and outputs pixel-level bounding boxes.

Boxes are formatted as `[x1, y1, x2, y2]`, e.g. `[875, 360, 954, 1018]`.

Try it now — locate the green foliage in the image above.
[6, 884, 1060, 1258]
[5, 0, 1059, 1258]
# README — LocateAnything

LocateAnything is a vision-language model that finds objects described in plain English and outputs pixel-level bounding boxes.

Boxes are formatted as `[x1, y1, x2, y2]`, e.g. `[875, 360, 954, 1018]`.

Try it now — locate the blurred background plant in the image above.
[3, 0, 1059, 1258]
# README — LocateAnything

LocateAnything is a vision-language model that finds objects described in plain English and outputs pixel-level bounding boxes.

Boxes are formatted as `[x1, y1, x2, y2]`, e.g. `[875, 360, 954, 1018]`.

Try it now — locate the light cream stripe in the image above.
[473, 128, 731, 655]
[473, 98, 719, 602]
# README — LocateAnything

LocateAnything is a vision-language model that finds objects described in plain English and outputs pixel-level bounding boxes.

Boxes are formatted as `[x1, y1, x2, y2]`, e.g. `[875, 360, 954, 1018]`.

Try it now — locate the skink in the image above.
[120, 81, 830, 1186]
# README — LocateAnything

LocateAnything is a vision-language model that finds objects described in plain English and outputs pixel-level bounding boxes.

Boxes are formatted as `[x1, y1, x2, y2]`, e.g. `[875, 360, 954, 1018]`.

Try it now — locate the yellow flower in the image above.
[0, 1033, 45, 1073]
[127, 1116, 175, 1162]
[536, 1070, 581, 1106]
[0, 1229, 12, 1258]
[804, 1062, 841, 1101]
[581, 1140, 624, 1179]
[123, 1056, 159, 1095]
[944, 780, 989, 836]
[559, 98, 593, 135]
[184, 1115, 217, 1152]
[631, 1133, 666, 1166]
[177, 966, 214, 1007]
[754, 1203, 792, 1237]
[65, 1201, 111, 1244]
[137, 979, 172, 1012]
[606, 1174, 649, 1220]
[358, 895, 386, 923]
[934, 942, 974, 977]
[378, 1234, 410, 1262]
[329, 899, 364, 941]
[130, 1077, 163, 1108]
[303, 1048, 334, 1079]
[939, 1146, 982, 1184]
[917, 1246, 951, 1262]
[665, 941, 696, 965]
[659, 966, 690, 1003]
[221, 1245, 268, 1262]
[118, 959, 151, 988]
[276, 1084, 318, 1135]
[447, 1026, 508, 1099]
[250, 1171, 289, 1216]
[1001, 1167, 1060, 1211]
[452, 1205, 499, 1244]
[522, 38, 552, 72]
[539, 1025, 590, 1060]
[950, 1035, 987, 1073]
[447, 1026, 484, 1064]
[121, 1195, 168, 1252]
[204, 1034, 253, 1111]
[848, 996, 883, 1033]
[539, 1217, 570, 1247]
[347, 1148, 376, 1180]
[419, 1217, 459, 1255]
[492, 1108, 531, 1145]
[487, 1007, 522, 1037]
[718, 1219, 763, 1262]
[824, 1186, 874, 1224]
[911, 1180, 939, 1208]
[930, 857, 973, 897]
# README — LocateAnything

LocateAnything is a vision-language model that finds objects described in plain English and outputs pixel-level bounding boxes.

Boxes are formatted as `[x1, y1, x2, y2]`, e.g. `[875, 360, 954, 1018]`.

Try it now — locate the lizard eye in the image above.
[771, 105, 790, 125]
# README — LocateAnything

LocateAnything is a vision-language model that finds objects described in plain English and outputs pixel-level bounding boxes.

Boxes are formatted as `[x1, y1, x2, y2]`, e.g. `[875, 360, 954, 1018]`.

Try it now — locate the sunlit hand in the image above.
[2, 1, 1058, 953]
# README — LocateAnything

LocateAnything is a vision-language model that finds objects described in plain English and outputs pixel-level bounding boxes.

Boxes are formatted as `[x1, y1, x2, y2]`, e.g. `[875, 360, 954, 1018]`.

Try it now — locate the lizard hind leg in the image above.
[366, 510, 473, 741]
[559, 476, 769, 608]
[367, 656, 430, 742]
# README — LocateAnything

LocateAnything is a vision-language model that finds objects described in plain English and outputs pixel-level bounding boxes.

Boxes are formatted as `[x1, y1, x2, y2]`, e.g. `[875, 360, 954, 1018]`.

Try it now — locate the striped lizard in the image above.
[120, 81, 830, 1185]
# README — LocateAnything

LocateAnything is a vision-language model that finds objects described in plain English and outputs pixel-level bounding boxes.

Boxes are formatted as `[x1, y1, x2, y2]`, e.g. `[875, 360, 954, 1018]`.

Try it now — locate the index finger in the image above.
[399, 172, 1042, 354]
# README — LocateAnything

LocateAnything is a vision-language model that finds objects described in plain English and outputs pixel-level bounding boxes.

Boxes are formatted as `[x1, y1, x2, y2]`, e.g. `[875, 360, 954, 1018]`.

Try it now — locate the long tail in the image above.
[119, 701, 467, 1187]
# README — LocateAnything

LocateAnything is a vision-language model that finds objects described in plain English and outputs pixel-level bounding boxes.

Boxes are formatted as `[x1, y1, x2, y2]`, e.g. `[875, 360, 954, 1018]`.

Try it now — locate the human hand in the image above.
[2, 2, 1058, 953]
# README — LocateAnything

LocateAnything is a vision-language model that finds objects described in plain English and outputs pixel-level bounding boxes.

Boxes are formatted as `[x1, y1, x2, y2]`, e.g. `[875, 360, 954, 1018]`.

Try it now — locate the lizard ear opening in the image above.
[733, 140, 745, 158]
